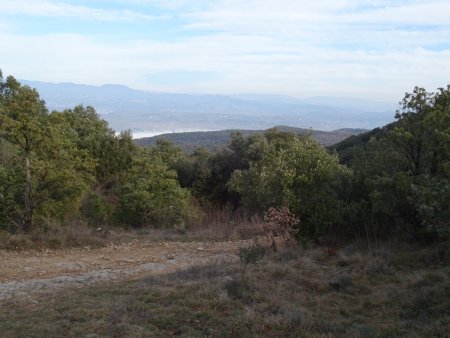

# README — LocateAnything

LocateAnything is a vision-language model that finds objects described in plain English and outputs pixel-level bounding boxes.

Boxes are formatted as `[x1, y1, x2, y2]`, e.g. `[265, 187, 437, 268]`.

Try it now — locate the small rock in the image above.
[120, 259, 135, 263]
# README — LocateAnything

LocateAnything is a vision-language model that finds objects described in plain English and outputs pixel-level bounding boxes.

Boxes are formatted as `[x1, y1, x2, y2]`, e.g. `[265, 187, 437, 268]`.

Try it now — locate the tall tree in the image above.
[0, 72, 48, 231]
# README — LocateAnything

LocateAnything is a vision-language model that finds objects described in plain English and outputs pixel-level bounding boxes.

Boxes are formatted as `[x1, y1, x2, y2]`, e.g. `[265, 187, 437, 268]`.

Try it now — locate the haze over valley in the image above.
[23, 80, 395, 137]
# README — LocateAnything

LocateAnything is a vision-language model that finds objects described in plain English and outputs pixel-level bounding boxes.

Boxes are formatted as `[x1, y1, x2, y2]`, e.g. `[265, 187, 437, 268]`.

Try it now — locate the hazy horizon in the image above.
[18, 79, 397, 134]
[20, 78, 397, 105]
[1, 0, 449, 102]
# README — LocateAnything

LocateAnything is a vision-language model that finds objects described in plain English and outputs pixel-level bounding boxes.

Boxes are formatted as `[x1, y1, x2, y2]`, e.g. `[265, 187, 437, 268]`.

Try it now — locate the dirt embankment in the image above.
[0, 239, 252, 302]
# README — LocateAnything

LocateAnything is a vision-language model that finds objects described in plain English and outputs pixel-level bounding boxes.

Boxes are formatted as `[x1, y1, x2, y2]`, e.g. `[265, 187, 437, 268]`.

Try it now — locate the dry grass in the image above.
[1, 240, 448, 337]
[189, 206, 254, 240]
[0, 224, 111, 250]
[0, 206, 297, 252]
[0, 209, 255, 251]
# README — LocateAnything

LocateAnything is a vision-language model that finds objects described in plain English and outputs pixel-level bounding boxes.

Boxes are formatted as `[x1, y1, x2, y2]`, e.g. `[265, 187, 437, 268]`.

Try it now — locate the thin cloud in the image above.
[0, 0, 448, 100]
[183, 1, 450, 33]
[2, 30, 448, 100]
[0, 0, 162, 22]
[179, 0, 450, 52]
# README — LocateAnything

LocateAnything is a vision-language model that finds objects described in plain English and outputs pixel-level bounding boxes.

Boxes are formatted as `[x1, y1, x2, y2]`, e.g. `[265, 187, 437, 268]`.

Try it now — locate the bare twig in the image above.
[328, 267, 353, 280]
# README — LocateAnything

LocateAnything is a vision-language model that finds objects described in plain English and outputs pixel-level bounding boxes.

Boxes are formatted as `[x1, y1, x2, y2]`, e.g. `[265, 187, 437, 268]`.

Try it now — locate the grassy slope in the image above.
[1, 242, 448, 337]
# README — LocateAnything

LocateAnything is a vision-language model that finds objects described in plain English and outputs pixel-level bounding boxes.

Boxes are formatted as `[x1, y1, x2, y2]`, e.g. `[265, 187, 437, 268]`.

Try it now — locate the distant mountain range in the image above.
[21, 80, 396, 136]
[134, 126, 368, 151]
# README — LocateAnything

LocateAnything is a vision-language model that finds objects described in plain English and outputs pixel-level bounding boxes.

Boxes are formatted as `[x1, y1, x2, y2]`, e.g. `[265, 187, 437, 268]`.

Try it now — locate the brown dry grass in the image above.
[0, 208, 255, 251]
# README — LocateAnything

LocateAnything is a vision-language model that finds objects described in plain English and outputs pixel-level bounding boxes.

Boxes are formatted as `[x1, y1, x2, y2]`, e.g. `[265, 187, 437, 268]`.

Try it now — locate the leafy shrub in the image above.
[115, 154, 201, 228]
[229, 132, 349, 240]
[239, 243, 265, 274]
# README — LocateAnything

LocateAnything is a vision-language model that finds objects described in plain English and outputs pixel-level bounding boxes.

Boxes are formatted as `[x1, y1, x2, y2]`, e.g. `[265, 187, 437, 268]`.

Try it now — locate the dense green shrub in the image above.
[230, 131, 349, 239]
[332, 86, 450, 241]
[114, 153, 200, 228]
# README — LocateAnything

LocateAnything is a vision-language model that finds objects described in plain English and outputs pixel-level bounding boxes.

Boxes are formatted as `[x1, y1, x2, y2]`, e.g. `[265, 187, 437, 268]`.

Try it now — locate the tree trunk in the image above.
[23, 150, 32, 232]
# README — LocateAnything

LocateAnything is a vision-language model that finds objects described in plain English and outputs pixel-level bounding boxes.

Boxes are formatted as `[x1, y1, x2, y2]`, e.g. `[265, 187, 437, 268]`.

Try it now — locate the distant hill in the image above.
[21, 80, 395, 133]
[134, 126, 368, 151]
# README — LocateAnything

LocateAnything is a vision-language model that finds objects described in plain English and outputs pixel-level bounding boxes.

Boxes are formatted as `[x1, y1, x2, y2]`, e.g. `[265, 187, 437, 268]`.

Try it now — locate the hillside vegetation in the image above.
[1, 70, 449, 245]
[134, 127, 367, 152]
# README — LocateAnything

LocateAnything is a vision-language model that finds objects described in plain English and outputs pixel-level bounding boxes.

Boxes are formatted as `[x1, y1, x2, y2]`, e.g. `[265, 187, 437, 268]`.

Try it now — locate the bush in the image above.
[115, 154, 201, 228]
[239, 243, 265, 274]
[229, 132, 349, 240]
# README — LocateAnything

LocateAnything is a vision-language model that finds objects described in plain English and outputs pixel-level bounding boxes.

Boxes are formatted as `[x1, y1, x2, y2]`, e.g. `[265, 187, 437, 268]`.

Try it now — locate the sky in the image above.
[1, 0, 450, 101]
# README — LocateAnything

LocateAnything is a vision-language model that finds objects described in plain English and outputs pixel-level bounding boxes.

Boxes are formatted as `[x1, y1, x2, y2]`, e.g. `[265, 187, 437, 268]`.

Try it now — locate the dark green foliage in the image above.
[0, 72, 49, 230]
[0, 139, 23, 230]
[330, 123, 395, 165]
[0, 72, 97, 230]
[80, 191, 112, 227]
[332, 86, 450, 241]
[147, 87, 448, 242]
[411, 177, 450, 239]
[153, 139, 242, 207]
[0, 71, 199, 232]
[114, 152, 198, 228]
[229, 130, 349, 239]
[60, 106, 135, 182]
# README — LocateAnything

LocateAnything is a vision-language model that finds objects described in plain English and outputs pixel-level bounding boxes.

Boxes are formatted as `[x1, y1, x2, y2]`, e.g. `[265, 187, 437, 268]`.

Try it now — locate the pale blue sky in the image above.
[1, 0, 449, 100]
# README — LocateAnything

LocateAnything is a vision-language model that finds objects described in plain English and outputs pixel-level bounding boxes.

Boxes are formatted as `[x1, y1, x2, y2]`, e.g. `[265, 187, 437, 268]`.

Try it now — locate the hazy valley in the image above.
[22, 80, 395, 137]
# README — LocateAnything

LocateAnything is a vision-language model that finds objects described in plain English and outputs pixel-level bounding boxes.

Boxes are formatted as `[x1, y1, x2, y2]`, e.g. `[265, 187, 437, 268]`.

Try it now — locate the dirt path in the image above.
[0, 239, 252, 302]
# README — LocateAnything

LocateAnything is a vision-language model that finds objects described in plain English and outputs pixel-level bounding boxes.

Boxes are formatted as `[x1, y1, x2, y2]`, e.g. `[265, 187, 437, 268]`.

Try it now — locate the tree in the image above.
[0, 72, 48, 231]
[60, 105, 135, 182]
[334, 85, 450, 240]
[229, 130, 349, 239]
[115, 150, 199, 228]
[0, 138, 23, 231]
[388, 86, 450, 238]
[0, 74, 98, 231]
[33, 112, 96, 223]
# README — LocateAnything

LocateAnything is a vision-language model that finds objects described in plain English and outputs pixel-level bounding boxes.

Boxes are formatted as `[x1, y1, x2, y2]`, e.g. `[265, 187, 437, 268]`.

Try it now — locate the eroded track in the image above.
[0, 239, 252, 302]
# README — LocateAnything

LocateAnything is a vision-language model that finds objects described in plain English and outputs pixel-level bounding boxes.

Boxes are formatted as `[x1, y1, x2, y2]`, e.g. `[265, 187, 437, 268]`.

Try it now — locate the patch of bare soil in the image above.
[0, 239, 252, 302]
